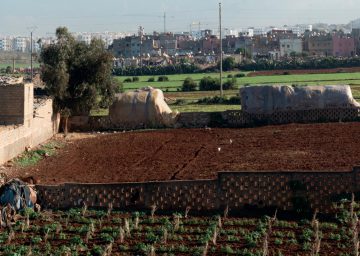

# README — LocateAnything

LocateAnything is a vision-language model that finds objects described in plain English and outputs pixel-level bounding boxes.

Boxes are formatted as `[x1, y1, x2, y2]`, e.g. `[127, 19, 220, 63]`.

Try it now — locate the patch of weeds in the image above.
[100, 233, 114, 243]
[31, 236, 42, 244]
[274, 238, 283, 245]
[14, 141, 64, 167]
[91, 245, 104, 256]
[329, 233, 341, 241]
[221, 245, 235, 254]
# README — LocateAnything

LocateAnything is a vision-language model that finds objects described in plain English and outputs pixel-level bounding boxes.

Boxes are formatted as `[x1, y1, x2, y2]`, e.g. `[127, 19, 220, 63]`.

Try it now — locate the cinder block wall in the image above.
[0, 83, 59, 165]
[0, 85, 27, 125]
[36, 167, 360, 213]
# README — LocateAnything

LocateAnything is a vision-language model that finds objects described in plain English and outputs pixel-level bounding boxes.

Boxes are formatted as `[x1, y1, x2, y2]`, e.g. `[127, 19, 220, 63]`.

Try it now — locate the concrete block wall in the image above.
[0, 82, 59, 165]
[65, 108, 360, 132]
[219, 171, 355, 213]
[0, 85, 26, 125]
[36, 168, 360, 213]
[225, 108, 360, 127]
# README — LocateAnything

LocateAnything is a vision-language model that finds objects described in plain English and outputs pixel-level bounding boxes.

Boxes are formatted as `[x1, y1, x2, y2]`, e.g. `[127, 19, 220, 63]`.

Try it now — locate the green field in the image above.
[111, 72, 360, 113]
[117, 72, 360, 92]
[0, 63, 40, 69]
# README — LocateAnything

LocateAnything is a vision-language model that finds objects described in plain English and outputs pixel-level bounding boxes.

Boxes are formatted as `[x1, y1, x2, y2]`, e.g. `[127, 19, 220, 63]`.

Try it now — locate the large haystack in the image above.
[241, 85, 360, 114]
[109, 87, 178, 128]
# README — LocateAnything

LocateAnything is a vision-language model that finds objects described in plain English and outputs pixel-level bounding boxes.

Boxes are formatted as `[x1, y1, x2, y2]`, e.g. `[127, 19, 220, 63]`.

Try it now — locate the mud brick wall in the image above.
[36, 168, 360, 213]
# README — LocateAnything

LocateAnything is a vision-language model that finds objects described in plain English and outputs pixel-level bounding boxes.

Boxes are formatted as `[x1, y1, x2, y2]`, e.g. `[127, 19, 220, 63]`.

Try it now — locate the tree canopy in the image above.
[40, 27, 119, 115]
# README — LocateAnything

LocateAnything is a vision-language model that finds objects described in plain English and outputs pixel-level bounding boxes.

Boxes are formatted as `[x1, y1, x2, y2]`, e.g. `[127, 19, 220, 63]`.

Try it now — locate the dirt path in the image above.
[9, 122, 360, 184]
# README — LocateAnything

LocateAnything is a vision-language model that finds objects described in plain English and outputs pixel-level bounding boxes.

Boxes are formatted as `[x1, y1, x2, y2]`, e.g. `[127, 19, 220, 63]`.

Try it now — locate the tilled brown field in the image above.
[13, 122, 360, 184]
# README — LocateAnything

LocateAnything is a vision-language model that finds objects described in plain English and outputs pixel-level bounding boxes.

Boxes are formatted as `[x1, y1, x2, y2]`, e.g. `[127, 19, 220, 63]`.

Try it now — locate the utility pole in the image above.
[139, 26, 144, 68]
[27, 26, 37, 81]
[219, 2, 223, 97]
[163, 12, 166, 33]
[12, 57, 15, 74]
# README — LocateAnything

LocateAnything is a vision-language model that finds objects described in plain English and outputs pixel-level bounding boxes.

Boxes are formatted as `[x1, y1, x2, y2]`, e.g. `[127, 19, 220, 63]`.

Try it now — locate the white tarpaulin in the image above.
[109, 87, 179, 127]
[240, 85, 360, 114]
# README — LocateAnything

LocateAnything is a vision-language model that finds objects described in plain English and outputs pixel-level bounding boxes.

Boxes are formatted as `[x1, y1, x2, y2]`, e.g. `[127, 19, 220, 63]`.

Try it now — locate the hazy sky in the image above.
[0, 0, 358, 36]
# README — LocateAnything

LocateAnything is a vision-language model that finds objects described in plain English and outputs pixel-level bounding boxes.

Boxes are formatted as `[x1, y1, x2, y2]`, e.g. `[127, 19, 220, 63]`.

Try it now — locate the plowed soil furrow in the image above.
[10, 122, 360, 184]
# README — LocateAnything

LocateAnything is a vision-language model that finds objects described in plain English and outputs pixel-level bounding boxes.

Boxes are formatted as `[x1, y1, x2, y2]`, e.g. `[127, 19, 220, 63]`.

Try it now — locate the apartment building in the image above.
[351, 29, 360, 55]
[332, 34, 355, 57]
[280, 38, 303, 57]
[0, 38, 12, 51]
[307, 35, 333, 56]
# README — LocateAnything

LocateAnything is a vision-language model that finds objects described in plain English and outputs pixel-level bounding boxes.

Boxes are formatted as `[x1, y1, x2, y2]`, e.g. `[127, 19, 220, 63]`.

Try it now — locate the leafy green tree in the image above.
[199, 76, 220, 91]
[181, 77, 197, 91]
[40, 27, 117, 134]
[222, 57, 236, 71]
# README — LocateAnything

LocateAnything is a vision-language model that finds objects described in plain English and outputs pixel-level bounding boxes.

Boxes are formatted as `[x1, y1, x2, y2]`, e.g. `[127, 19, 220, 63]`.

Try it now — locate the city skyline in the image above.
[0, 0, 359, 37]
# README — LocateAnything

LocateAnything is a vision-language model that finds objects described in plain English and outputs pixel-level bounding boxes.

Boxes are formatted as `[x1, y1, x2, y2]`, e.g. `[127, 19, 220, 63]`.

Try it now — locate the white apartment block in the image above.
[74, 32, 126, 48]
[0, 38, 12, 51]
[13, 37, 28, 52]
[286, 25, 313, 36]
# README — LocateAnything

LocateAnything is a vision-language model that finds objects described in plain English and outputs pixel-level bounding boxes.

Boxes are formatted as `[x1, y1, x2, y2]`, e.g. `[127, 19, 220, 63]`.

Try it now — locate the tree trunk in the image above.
[64, 116, 69, 137]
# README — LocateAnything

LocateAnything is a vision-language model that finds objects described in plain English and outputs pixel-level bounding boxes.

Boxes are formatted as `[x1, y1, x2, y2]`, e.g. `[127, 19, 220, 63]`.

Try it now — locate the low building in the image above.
[200, 35, 220, 54]
[111, 35, 160, 58]
[280, 38, 303, 57]
[351, 29, 360, 55]
[158, 33, 177, 56]
[307, 35, 333, 56]
[332, 34, 355, 57]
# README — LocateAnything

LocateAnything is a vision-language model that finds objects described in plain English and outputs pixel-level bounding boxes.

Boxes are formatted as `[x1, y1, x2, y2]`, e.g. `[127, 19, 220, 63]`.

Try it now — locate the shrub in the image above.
[147, 77, 155, 82]
[123, 78, 132, 83]
[235, 73, 245, 78]
[197, 95, 240, 105]
[174, 99, 187, 105]
[5, 66, 12, 74]
[132, 76, 140, 82]
[113, 63, 200, 76]
[182, 77, 197, 91]
[158, 76, 169, 82]
[223, 78, 237, 90]
[227, 74, 234, 78]
[199, 76, 220, 91]
[114, 80, 124, 93]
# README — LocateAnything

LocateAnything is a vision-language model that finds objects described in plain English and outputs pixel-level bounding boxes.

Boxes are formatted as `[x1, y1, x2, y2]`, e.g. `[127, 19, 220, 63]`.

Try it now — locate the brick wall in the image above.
[36, 167, 360, 213]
